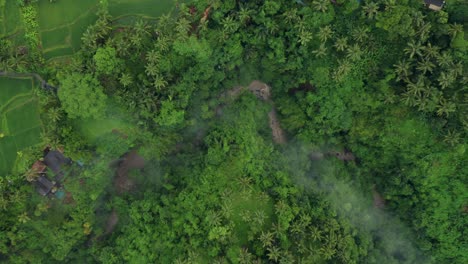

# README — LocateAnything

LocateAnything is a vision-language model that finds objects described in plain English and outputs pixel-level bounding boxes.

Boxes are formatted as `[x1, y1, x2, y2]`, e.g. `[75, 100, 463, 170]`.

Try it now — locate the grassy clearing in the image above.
[0, 77, 43, 175]
[75, 117, 131, 142]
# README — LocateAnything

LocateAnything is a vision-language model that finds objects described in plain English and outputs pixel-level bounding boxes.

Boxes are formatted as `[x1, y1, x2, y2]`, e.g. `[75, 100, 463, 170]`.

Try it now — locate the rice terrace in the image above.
[36, 0, 176, 60]
[0, 77, 42, 175]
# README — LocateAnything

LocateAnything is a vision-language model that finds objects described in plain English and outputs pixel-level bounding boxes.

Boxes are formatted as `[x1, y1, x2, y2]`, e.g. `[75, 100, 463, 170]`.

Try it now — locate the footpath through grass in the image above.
[0, 77, 43, 176]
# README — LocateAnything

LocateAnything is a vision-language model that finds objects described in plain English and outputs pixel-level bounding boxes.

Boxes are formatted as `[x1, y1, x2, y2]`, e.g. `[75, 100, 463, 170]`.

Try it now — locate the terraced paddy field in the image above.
[0, 0, 23, 37]
[0, 77, 43, 176]
[37, 0, 177, 60]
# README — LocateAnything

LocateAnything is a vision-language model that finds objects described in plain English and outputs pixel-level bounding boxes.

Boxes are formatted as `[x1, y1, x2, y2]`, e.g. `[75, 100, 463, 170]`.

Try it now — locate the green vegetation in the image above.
[0, 0, 466, 263]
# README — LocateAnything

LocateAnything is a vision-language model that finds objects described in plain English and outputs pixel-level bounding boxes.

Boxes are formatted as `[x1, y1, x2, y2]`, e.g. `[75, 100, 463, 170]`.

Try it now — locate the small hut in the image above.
[43, 150, 72, 181]
[424, 0, 445, 11]
[35, 175, 54, 196]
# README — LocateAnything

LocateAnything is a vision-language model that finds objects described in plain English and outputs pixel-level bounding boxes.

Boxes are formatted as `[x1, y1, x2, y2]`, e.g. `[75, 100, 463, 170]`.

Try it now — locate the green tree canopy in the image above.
[58, 73, 107, 119]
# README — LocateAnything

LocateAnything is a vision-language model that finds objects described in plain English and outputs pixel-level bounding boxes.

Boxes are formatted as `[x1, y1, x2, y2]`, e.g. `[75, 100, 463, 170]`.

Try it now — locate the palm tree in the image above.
[48, 108, 62, 123]
[221, 201, 233, 218]
[175, 18, 191, 39]
[222, 16, 238, 34]
[145, 62, 159, 77]
[312, 0, 329, 13]
[436, 98, 456, 117]
[394, 60, 411, 81]
[335, 59, 351, 81]
[437, 52, 453, 68]
[438, 72, 454, 89]
[298, 30, 313, 46]
[18, 212, 30, 224]
[346, 44, 363, 61]
[282, 9, 298, 25]
[404, 41, 423, 59]
[267, 246, 281, 262]
[451, 61, 463, 78]
[318, 25, 333, 43]
[280, 251, 295, 264]
[155, 35, 170, 53]
[119, 73, 133, 88]
[129, 34, 142, 49]
[238, 7, 252, 25]
[352, 26, 369, 43]
[417, 22, 431, 42]
[320, 245, 336, 260]
[417, 59, 435, 74]
[447, 23, 463, 39]
[313, 44, 327, 58]
[134, 20, 150, 37]
[412, 11, 426, 27]
[265, 20, 279, 35]
[406, 77, 426, 97]
[238, 248, 253, 264]
[237, 176, 252, 191]
[309, 226, 323, 242]
[253, 210, 266, 226]
[423, 43, 440, 59]
[275, 200, 288, 215]
[334, 37, 348, 52]
[205, 211, 222, 227]
[146, 50, 161, 64]
[153, 75, 168, 90]
[443, 130, 461, 146]
[362, 2, 379, 19]
[259, 231, 274, 248]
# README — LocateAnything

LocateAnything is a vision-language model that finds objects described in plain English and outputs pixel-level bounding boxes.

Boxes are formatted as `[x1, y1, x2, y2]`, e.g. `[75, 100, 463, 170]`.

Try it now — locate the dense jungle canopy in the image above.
[0, 0, 467, 263]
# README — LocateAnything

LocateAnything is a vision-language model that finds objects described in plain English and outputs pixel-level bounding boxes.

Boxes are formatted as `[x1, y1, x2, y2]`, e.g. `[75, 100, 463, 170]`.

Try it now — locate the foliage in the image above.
[0, 0, 466, 263]
[57, 73, 107, 119]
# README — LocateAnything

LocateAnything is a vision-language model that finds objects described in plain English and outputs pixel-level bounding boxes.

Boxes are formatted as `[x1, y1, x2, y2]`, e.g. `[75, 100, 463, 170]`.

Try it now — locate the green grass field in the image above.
[0, 77, 43, 176]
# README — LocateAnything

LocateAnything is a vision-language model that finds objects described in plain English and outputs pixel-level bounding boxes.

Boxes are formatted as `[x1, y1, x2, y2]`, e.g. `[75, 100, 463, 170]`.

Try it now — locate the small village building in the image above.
[424, 0, 445, 11]
[43, 150, 72, 181]
[30, 149, 72, 197]
[35, 175, 54, 196]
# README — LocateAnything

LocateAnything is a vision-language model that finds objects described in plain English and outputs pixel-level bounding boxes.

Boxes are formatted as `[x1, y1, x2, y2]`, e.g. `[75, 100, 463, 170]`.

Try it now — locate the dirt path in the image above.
[220, 80, 287, 145]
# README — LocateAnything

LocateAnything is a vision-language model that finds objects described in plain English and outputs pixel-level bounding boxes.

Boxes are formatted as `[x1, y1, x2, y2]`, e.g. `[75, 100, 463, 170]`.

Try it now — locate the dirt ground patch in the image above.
[248, 80, 271, 101]
[114, 150, 145, 194]
[268, 109, 287, 144]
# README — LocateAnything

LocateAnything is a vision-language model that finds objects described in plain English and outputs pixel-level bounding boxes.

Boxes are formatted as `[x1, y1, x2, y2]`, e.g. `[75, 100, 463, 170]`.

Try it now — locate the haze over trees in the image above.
[0, 0, 466, 263]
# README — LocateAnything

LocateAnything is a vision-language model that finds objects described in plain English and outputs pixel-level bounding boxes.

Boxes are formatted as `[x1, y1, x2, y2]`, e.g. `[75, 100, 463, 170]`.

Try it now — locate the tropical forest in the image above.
[0, 0, 466, 263]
